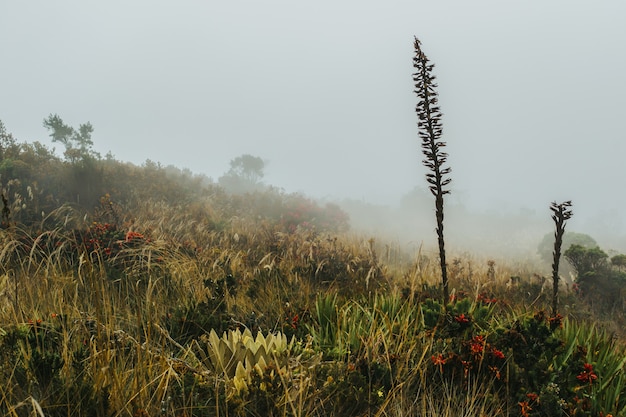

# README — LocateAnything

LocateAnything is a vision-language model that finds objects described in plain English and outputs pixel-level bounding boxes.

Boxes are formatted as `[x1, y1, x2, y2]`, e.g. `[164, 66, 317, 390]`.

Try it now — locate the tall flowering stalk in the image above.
[413, 37, 452, 308]
[550, 200, 573, 316]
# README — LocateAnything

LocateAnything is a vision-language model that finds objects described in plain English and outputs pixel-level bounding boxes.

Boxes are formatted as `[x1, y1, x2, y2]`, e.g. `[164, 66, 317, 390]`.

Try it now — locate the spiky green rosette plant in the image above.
[413, 36, 452, 308]
[550, 200, 573, 316]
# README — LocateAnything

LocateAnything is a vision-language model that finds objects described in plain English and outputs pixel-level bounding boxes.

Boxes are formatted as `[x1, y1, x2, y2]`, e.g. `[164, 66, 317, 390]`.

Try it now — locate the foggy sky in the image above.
[2, 1, 626, 238]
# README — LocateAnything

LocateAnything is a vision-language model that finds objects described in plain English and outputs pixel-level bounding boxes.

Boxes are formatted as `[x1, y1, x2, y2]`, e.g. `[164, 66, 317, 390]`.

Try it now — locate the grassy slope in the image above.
[0, 144, 625, 416]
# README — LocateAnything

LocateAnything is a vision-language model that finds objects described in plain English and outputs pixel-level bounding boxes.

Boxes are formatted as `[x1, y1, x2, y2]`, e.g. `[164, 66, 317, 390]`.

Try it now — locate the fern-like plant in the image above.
[550, 200, 573, 316]
[413, 37, 452, 308]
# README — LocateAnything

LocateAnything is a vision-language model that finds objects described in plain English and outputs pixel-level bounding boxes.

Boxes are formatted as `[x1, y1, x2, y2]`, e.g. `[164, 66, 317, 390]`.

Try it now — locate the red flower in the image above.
[491, 347, 505, 360]
[454, 313, 470, 323]
[469, 335, 485, 356]
[577, 363, 598, 384]
[431, 354, 447, 371]
[470, 342, 483, 355]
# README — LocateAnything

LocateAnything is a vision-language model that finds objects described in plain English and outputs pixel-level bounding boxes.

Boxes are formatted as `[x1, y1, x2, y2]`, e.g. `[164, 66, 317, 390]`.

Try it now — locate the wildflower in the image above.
[454, 313, 470, 324]
[518, 401, 532, 417]
[526, 392, 539, 402]
[488, 365, 501, 380]
[576, 363, 598, 384]
[477, 293, 498, 304]
[491, 347, 505, 360]
[545, 382, 560, 394]
[125, 231, 144, 242]
[548, 313, 564, 329]
[469, 335, 485, 356]
[431, 354, 446, 365]
[431, 354, 446, 372]
[290, 314, 299, 329]
[461, 360, 472, 377]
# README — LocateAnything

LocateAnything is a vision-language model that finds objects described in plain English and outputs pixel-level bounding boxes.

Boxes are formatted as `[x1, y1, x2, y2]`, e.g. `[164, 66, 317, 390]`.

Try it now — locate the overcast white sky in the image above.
[1, 1, 626, 236]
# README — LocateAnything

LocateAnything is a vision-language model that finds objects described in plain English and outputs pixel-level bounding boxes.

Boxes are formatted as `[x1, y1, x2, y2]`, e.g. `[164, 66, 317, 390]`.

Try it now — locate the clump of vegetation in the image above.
[565, 243, 626, 314]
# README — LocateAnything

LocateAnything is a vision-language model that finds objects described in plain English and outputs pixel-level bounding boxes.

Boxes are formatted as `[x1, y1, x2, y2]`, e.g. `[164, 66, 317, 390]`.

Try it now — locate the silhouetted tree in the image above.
[0, 120, 20, 161]
[43, 113, 99, 163]
[43, 114, 103, 206]
[219, 154, 266, 194]
[413, 37, 452, 308]
[611, 254, 626, 271]
[565, 244, 608, 277]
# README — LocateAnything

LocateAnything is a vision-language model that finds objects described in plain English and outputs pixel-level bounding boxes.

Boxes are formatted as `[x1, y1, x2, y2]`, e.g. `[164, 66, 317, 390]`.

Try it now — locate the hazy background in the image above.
[2, 1, 625, 256]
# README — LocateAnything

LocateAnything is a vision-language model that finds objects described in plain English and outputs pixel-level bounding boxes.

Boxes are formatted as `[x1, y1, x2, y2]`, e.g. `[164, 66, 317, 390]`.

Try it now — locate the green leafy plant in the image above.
[565, 244, 608, 277]
[565, 244, 626, 312]
[195, 328, 295, 392]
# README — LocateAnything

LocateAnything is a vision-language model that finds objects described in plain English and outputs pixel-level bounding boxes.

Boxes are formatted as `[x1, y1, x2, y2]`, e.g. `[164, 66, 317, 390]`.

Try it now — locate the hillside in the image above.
[1, 120, 626, 416]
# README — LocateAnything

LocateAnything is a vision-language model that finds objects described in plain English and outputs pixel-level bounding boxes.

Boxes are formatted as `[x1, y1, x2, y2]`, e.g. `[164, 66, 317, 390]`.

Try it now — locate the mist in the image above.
[2, 1, 625, 259]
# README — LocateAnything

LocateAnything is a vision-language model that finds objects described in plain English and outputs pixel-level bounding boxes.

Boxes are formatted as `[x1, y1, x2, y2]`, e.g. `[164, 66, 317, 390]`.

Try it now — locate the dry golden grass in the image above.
[0, 198, 624, 416]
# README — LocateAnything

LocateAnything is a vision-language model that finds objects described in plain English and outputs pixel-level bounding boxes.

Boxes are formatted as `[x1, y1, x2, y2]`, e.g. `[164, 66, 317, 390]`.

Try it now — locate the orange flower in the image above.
[526, 392, 539, 402]
[488, 365, 501, 379]
[548, 313, 564, 329]
[431, 354, 447, 371]
[518, 401, 532, 417]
